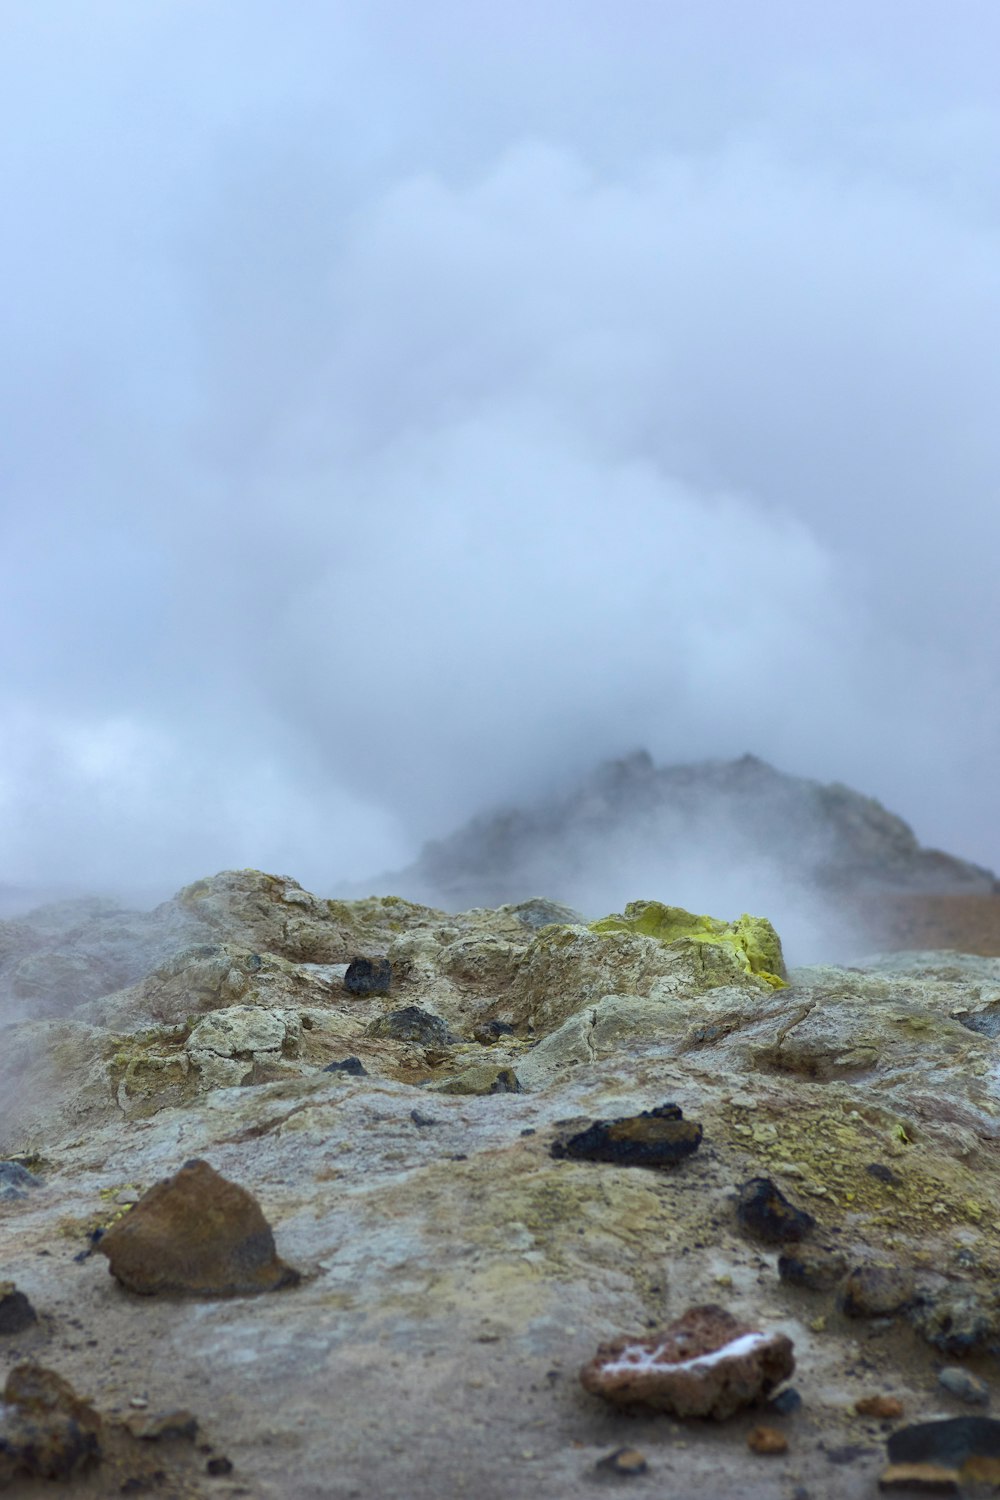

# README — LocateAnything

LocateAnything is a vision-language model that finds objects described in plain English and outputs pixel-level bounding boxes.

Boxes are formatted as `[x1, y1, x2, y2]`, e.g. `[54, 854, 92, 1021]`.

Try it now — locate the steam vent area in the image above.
[4, 818, 1000, 1498]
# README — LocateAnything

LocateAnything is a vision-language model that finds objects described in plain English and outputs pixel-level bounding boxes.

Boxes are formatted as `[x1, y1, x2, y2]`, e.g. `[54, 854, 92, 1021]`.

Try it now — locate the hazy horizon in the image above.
[2, 2, 999, 911]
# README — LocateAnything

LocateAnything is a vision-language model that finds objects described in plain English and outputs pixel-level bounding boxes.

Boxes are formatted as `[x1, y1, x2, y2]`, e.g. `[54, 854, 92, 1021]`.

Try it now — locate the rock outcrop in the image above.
[2, 868, 1000, 1498]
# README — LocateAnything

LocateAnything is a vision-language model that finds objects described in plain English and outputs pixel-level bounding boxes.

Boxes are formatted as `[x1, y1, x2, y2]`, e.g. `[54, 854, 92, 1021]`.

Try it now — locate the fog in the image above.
[2, 1, 999, 913]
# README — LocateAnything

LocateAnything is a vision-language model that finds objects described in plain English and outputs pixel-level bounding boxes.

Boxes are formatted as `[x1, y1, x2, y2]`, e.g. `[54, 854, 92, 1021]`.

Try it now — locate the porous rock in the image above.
[551, 1104, 702, 1167]
[343, 956, 392, 995]
[580, 1304, 794, 1419]
[909, 1287, 1000, 1355]
[737, 1177, 815, 1244]
[0, 1363, 101, 1484]
[97, 1158, 300, 1297]
[842, 1263, 915, 1318]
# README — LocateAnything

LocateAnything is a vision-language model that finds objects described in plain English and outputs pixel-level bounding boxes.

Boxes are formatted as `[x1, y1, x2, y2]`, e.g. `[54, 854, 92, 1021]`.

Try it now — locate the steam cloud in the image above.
[1, 1, 999, 909]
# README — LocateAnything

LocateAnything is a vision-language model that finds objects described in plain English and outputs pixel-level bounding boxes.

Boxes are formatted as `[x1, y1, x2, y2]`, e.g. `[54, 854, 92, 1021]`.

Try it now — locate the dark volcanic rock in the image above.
[97, 1158, 300, 1297]
[737, 1177, 815, 1245]
[322, 1056, 369, 1076]
[366, 1006, 457, 1046]
[0, 1363, 101, 1484]
[581, 1304, 795, 1419]
[343, 956, 392, 996]
[551, 1104, 702, 1168]
[842, 1263, 915, 1319]
[909, 1288, 1000, 1354]
[0, 1282, 38, 1335]
[888, 1416, 1000, 1468]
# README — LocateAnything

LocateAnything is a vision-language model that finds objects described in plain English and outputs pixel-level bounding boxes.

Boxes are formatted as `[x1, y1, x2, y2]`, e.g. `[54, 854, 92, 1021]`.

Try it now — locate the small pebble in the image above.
[938, 1367, 990, 1406]
[595, 1446, 649, 1476]
[206, 1455, 234, 1475]
[0, 1283, 38, 1336]
[769, 1386, 802, 1415]
[747, 1426, 788, 1455]
[856, 1395, 904, 1420]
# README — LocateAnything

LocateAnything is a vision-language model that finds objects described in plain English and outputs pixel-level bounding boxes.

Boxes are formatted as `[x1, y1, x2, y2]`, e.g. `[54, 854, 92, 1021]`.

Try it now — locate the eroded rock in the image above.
[97, 1158, 300, 1297]
[580, 1304, 794, 1418]
[737, 1177, 815, 1245]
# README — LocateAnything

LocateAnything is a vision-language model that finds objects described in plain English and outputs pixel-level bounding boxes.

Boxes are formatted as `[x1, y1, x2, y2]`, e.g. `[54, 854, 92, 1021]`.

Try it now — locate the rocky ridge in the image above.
[2, 869, 1000, 1496]
[386, 751, 997, 914]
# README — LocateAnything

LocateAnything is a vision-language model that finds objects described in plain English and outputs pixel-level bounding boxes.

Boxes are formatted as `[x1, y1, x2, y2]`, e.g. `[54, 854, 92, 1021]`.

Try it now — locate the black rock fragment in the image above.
[366, 1006, 457, 1047]
[888, 1416, 1000, 1468]
[865, 1162, 900, 1185]
[322, 1056, 368, 1076]
[0, 1284, 37, 1336]
[410, 1110, 439, 1127]
[472, 1019, 516, 1045]
[736, 1177, 815, 1245]
[343, 957, 392, 996]
[550, 1104, 702, 1168]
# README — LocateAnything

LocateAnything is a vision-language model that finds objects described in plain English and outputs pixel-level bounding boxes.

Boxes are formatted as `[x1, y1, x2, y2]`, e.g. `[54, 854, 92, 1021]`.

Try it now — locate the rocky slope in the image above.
[386, 751, 997, 915]
[3, 870, 1000, 1497]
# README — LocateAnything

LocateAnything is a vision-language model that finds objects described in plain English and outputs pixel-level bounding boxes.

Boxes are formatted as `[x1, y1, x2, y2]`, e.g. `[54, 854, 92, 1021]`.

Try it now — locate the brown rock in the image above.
[778, 1244, 848, 1292]
[736, 1177, 814, 1245]
[97, 1158, 300, 1297]
[842, 1263, 914, 1318]
[0, 1363, 101, 1484]
[595, 1446, 649, 1475]
[747, 1425, 788, 1454]
[857, 1395, 905, 1420]
[580, 1304, 795, 1420]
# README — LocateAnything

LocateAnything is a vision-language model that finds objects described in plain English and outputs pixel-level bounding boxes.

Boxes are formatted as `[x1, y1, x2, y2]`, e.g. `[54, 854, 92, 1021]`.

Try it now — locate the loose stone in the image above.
[736, 1177, 815, 1244]
[594, 1446, 649, 1476]
[747, 1425, 788, 1455]
[551, 1104, 702, 1168]
[778, 1244, 847, 1291]
[909, 1288, 1000, 1355]
[0, 1281, 38, 1335]
[366, 1006, 456, 1046]
[580, 1304, 794, 1420]
[0, 1363, 102, 1484]
[97, 1158, 300, 1297]
[842, 1263, 914, 1318]
[856, 1395, 905, 1419]
[938, 1367, 990, 1406]
[322, 1056, 368, 1076]
[887, 1415, 1000, 1468]
[343, 956, 392, 995]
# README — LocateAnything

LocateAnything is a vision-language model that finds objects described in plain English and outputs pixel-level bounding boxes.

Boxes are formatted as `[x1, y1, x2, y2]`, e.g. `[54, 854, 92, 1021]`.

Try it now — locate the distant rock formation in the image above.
[385, 752, 996, 914]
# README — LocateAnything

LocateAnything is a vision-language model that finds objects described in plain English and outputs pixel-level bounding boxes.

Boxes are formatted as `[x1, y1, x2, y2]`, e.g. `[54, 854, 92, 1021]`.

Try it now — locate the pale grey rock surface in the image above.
[2, 868, 1000, 1499]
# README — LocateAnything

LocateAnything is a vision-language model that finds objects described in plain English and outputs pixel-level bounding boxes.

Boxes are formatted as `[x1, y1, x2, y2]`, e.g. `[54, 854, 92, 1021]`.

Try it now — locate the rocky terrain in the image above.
[3, 870, 1000, 1495]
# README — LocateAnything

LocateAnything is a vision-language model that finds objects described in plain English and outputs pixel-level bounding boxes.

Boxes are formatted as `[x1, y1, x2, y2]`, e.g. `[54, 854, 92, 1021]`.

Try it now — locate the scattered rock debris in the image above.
[97, 1158, 301, 1297]
[551, 1103, 702, 1167]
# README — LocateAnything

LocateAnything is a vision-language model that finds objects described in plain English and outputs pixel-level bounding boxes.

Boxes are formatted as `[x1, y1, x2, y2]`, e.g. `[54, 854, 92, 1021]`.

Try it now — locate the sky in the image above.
[1, 0, 999, 906]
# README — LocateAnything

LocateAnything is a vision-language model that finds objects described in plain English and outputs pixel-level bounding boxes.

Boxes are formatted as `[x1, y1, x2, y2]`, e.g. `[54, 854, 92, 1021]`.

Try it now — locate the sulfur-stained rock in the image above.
[343, 956, 392, 995]
[737, 1178, 815, 1245]
[0, 1363, 101, 1484]
[551, 1104, 702, 1168]
[97, 1158, 300, 1297]
[430, 1064, 524, 1095]
[580, 1304, 795, 1419]
[842, 1263, 915, 1319]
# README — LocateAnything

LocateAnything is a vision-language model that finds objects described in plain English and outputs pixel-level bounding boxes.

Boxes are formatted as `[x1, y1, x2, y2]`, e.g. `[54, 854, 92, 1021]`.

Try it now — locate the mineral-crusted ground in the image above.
[3, 870, 1000, 1498]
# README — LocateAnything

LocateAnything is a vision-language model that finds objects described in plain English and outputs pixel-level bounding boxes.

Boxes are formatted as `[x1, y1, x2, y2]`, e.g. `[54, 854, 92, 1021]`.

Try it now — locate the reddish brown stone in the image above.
[580, 1304, 795, 1420]
[97, 1158, 300, 1297]
[857, 1395, 905, 1420]
[748, 1425, 788, 1455]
